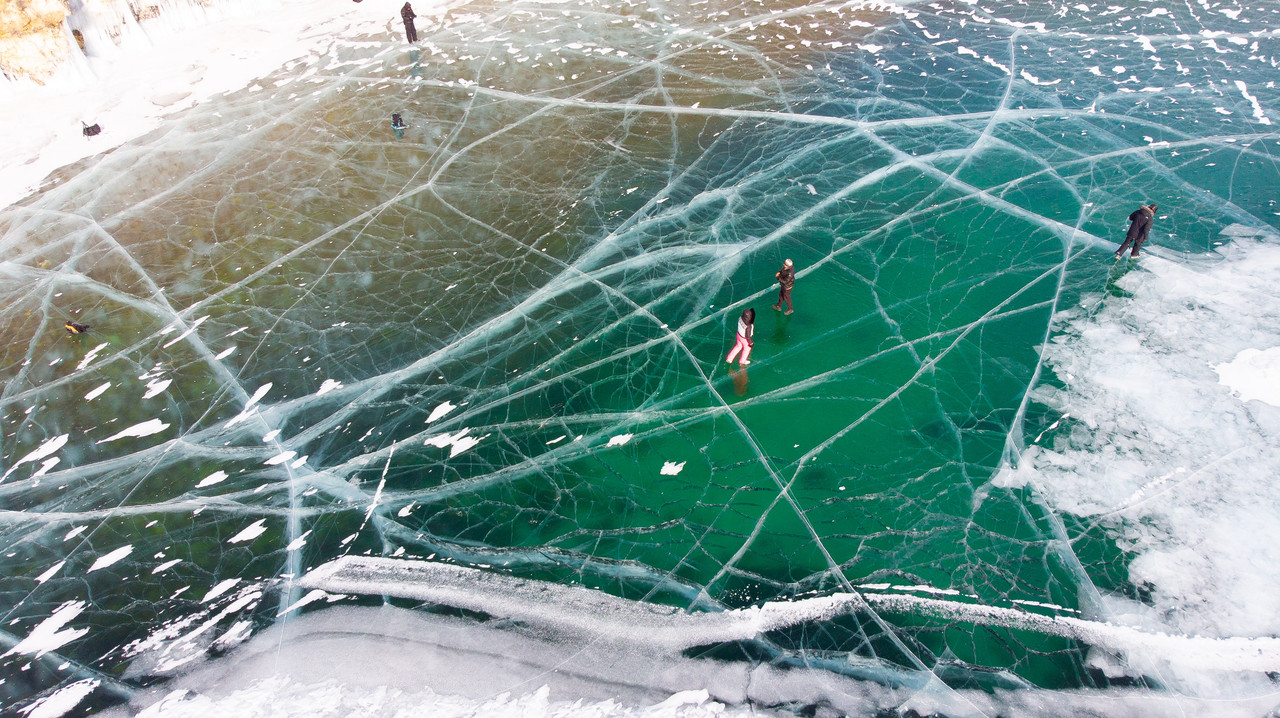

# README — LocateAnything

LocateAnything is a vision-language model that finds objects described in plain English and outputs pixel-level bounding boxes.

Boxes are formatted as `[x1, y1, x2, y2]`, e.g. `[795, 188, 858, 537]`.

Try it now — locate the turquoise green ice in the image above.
[2, 0, 1279, 714]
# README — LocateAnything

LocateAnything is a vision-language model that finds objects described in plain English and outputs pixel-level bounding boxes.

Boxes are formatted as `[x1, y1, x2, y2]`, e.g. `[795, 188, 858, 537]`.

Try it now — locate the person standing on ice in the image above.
[726, 308, 755, 366]
[1115, 203, 1157, 258]
[401, 2, 418, 43]
[773, 258, 795, 314]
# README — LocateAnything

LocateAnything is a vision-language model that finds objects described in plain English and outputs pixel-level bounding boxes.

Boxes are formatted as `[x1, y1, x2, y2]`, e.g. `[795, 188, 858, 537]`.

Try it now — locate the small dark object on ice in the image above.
[65, 321, 90, 335]
[82, 123, 101, 137]
[391, 113, 407, 129]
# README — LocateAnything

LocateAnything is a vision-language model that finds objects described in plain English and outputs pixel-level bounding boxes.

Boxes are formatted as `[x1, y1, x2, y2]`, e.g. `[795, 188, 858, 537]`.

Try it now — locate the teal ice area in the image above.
[3, 0, 1280, 715]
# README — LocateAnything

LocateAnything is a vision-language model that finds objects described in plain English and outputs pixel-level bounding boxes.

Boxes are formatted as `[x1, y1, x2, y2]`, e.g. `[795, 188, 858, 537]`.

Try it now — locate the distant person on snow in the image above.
[391, 113, 407, 129]
[1116, 203, 1157, 258]
[773, 258, 795, 314]
[726, 308, 755, 366]
[401, 2, 417, 43]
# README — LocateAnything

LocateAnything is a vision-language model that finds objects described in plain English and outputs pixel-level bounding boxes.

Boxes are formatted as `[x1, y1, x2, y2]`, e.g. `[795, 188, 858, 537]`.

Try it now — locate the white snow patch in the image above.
[201, 578, 240, 604]
[20, 678, 98, 718]
[228, 519, 268, 544]
[1235, 81, 1272, 125]
[606, 433, 633, 447]
[1216, 347, 1280, 406]
[161, 316, 208, 349]
[3, 601, 88, 659]
[426, 400, 456, 423]
[1002, 238, 1280, 692]
[195, 471, 228, 488]
[423, 427, 488, 458]
[97, 419, 170, 443]
[153, 558, 183, 574]
[226, 382, 273, 427]
[3, 433, 68, 480]
[660, 461, 686, 476]
[36, 560, 66, 584]
[264, 450, 297, 466]
[75, 342, 110, 371]
[142, 378, 173, 399]
[87, 545, 133, 573]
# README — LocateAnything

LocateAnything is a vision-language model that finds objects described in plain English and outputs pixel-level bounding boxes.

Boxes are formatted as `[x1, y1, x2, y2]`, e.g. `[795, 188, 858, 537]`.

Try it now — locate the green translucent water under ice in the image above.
[2, 0, 1278, 711]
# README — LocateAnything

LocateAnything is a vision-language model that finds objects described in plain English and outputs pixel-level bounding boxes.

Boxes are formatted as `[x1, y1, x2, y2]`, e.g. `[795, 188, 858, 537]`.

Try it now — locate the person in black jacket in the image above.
[1116, 204, 1157, 258]
[772, 259, 795, 314]
[401, 3, 417, 43]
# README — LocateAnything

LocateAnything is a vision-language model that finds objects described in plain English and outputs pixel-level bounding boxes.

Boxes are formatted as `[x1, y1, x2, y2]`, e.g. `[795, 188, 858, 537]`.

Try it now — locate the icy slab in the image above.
[1216, 347, 1280, 407]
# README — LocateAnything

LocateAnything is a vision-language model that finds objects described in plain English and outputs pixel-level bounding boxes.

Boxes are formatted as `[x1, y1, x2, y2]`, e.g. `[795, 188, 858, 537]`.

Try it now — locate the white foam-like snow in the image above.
[607, 433, 633, 446]
[315, 378, 343, 396]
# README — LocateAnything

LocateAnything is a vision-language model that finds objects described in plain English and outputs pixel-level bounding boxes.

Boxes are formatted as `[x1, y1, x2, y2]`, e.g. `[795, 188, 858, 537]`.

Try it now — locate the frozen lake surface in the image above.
[2, 0, 1279, 715]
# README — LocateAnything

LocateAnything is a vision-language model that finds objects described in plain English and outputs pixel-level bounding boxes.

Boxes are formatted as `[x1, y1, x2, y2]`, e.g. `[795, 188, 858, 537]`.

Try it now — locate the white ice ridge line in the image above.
[301, 557, 1280, 673]
[372, 518, 718, 610]
[459, 84, 1090, 132]
[297, 557, 841, 652]
[863, 593, 1280, 673]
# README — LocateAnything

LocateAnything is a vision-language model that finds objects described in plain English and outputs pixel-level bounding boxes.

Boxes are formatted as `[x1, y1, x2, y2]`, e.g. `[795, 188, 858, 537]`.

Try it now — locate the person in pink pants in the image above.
[726, 308, 755, 366]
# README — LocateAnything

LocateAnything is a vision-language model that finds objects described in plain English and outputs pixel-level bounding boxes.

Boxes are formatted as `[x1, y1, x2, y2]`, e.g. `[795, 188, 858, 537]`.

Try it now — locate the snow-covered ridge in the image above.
[303, 556, 1280, 675]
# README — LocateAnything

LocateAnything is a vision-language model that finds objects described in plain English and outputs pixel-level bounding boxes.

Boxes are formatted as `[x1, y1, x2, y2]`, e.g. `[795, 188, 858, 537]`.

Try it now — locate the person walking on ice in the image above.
[773, 259, 795, 314]
[1115, 203, 1157, 258]
[726, 308, 755, 366]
